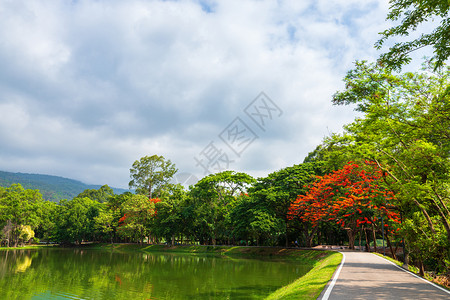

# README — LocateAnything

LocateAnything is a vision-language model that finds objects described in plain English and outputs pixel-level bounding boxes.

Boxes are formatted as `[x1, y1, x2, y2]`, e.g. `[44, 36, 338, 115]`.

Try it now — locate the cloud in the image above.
[0, 0, 397, 188]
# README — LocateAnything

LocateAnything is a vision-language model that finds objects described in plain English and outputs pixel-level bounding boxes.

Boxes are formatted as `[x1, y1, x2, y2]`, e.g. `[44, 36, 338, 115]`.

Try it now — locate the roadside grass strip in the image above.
[319, 252, 345, 300]
[265, 252, 343, 300]
[374, 253, 450, 295]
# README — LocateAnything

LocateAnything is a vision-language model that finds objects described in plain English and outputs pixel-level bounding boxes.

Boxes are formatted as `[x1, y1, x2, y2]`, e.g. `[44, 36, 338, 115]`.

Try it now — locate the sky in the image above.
[0, 0, 424, 188]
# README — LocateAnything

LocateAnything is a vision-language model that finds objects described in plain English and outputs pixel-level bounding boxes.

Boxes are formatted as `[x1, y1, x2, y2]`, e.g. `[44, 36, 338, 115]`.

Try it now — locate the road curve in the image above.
[318, 251, 450, 300]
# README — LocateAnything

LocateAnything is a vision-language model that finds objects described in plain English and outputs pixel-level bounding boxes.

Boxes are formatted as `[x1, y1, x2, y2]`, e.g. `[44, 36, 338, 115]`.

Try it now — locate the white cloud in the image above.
[0, 0, 399, 188]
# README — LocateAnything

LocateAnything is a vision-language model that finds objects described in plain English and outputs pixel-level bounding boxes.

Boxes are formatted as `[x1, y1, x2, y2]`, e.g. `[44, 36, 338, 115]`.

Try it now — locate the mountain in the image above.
[0, 170, 129, 202]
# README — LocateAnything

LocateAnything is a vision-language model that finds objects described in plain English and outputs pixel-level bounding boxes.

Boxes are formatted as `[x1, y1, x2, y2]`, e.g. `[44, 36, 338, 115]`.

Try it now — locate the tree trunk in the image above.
[386, 234, 397, 260]
[403, 239, 409, 268]
[372, 223, 378, 253]
[307, 226, 318, 248]
[359, 227, 363, 251]
[171, 234, 175, 247]
[429, 197, 450, 245]
[345, 228, 355, 249]
[364, 227, 370, 252]
[418, 260, 425, 277]
[285, 220, 289, 247]
[414, 199, 436, 235]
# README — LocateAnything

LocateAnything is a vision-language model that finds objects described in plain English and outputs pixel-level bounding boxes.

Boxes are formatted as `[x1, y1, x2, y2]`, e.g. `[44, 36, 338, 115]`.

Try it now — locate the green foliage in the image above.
[152, 184, 188, 245]
[129, 155, 177, 198]
[117, 194, 156, 243]
[188, 171, 256, 245]
[0, 184, 46, 247]
[94, 206, 115, 242]
[54, 197, 101, 244]
[248, 164, 319, 246]
[330, 59, 450, 272]
[76, 185, 114, 203]
[376, 0, 450, 70]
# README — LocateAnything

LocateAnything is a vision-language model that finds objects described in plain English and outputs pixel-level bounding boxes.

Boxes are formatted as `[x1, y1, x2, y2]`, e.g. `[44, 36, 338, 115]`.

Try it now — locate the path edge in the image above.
[317, 251, 345, 300]
[373, 253, 450, 296]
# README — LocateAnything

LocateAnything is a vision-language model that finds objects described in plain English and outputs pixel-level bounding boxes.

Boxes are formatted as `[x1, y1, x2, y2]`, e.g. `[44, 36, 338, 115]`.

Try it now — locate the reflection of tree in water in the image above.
[15, 254, 32, 273]
[0, 249, 310, 299]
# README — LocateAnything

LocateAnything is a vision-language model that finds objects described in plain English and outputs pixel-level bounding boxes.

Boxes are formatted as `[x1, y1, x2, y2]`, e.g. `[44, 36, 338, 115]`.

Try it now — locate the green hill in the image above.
[0, 170, 129, 202]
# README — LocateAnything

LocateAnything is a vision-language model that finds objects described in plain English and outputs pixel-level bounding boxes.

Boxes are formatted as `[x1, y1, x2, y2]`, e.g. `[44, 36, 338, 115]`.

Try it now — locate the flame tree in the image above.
[288, 162, 400, 251]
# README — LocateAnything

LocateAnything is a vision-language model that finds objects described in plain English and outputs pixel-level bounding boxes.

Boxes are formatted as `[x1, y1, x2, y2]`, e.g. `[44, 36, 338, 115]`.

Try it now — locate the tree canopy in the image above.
[376, 0, 450, 70]
[129, 155, 178, 199]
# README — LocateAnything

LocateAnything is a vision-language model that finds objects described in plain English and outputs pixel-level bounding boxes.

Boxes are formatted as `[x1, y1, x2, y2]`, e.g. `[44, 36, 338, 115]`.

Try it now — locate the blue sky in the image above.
[0, 0, 428, 188]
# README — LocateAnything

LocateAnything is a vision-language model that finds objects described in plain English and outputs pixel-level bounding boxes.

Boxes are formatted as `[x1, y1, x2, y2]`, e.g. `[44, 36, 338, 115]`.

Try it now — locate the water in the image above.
[0, 248, 311, 299]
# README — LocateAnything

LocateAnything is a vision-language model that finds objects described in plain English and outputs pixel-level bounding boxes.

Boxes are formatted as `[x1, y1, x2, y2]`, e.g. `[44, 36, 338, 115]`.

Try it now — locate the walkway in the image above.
[318, 251, 450, 300]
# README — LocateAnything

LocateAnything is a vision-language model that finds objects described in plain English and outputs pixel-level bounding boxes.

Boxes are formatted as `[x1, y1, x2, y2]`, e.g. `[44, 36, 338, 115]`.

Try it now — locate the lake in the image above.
[0, 248, 311, 299]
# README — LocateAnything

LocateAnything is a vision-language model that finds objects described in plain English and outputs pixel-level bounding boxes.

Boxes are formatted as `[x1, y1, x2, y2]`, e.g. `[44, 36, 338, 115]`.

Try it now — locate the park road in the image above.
[318, 251, 450, 300]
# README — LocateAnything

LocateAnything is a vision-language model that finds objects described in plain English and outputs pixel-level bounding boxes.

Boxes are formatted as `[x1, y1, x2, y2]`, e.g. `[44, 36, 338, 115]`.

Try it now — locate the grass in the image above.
[374, 253, 450, 291]
[373, 253, 425, 276]
[265, 252, 343, 300]
[0, 244, 56, 251]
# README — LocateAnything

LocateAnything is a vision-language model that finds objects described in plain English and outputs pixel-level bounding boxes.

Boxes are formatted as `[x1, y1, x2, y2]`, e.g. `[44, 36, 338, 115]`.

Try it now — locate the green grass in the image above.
[374, 253, 450, 291]
[0, 244, 56, 251]
[374, 253, 435, 281]
[265, 252, 343, 300]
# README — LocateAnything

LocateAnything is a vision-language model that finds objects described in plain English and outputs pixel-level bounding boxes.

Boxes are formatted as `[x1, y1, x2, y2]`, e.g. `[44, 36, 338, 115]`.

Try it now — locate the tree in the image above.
[189, 171, 255, 245]
[55, 197, 101, 244]
[0, 184, 44, 247]
[152, 184, 188, 246]
[34, 200, 58, 243]
[105, 192, 133, 243]
[332, 60, 450, 270]
[94, 204, 115, 243]
[117, 194, 157, 244]
[288, 162, 400, 250]
[376, 0, 450, 70]
[76, 185, 114, 203]
[129, 155, 177, 199]
[248, 163, 318, 246]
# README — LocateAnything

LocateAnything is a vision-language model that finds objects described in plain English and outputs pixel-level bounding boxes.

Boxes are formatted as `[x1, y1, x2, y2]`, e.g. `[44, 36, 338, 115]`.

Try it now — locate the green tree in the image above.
[129, 155, 178, 198]
[152, 184, 188, 245]
[376, 0, 450, 70]
[94, 204, 115, 243]
[230, 195, 284, 246]
[34, 200, 58, 243]
[106, 192, 133, 243]
[76, 185, 114, 203]
[55, 197, 101, 244]
[248, 164, 318, 246]
[0, 184, 44, 247]
[189, 171, 255, 245]
[332, 60, 450, 271]
[117, 194, 156, 243]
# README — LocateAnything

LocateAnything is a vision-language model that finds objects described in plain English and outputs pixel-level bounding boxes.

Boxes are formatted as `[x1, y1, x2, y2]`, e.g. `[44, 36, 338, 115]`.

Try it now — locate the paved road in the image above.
[318, 251, 450, 300]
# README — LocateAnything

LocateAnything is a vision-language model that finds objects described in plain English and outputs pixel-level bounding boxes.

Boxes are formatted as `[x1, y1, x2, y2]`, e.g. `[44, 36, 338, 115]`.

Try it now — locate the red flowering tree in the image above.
[288, 161, 400, 250]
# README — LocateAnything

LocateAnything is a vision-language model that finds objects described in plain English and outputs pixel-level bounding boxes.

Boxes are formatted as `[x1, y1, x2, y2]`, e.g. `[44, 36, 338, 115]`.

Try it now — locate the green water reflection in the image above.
[0, 248, 311, 299]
